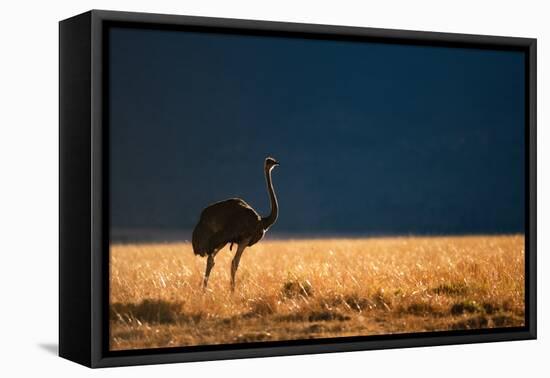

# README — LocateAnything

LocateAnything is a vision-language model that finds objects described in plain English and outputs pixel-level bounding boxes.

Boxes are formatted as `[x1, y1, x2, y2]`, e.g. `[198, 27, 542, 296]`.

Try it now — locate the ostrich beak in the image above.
[274, 160, 280, 166]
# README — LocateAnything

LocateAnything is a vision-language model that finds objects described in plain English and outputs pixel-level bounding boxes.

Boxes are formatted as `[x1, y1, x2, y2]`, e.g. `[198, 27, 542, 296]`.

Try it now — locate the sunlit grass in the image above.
[110, 235, 525, 350]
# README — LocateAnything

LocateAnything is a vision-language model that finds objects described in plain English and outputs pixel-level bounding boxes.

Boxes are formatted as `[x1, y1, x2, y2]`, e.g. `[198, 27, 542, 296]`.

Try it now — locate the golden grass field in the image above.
[110, 235, 525, 351]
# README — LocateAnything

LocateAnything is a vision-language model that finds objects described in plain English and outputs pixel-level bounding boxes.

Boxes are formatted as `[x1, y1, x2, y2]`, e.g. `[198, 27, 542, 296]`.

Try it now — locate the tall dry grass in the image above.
[110, 235, 525, 350]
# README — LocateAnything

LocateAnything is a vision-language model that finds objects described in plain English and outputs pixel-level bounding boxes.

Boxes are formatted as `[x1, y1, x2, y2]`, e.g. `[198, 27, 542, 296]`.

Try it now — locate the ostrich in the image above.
[192, 156, 280, 291]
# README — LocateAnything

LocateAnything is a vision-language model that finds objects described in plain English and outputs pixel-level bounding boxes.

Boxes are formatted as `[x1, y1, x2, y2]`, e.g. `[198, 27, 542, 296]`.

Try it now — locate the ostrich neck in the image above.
[261, 166, 278, 230]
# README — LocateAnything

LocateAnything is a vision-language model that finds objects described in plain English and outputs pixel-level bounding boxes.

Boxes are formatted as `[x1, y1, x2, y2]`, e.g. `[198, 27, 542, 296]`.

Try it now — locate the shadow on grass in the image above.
[111, 299, 203, 324]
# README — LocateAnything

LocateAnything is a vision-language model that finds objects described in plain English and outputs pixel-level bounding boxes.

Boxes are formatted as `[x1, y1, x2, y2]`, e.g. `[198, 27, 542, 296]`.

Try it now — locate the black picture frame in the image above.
[59, 9, 537, 368]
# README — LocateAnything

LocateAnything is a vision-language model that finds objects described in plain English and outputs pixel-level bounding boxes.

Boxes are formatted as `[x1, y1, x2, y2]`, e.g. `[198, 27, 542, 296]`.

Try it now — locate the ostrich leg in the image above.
[203, 254, 215, 289]
[230, 242, 248, 291]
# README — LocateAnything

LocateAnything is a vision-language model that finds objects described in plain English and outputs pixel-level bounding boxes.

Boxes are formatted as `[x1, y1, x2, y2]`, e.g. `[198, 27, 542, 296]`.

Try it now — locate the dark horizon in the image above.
[109, 27, 525, 242]
[110, 228, 525, 244]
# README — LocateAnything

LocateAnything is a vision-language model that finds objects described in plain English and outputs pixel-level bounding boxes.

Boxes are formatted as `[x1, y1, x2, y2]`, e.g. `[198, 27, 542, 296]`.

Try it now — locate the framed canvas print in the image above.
[59, 10, 536, 368]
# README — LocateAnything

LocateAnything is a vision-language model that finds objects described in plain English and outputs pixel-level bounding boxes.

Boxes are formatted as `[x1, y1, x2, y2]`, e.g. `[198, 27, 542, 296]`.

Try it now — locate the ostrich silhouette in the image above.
[192, 156, 280, 290]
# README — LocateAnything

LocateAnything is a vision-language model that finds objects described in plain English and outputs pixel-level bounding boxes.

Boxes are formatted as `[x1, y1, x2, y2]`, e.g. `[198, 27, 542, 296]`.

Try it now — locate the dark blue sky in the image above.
[109, 26, 525, 239]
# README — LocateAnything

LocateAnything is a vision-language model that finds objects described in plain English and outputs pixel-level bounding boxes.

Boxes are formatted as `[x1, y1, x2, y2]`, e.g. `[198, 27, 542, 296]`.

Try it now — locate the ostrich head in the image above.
[265, 156, 280, 170]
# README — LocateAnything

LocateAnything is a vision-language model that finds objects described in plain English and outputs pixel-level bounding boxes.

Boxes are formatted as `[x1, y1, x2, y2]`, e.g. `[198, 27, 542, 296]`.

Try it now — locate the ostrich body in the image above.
[192, 157, 280, 290]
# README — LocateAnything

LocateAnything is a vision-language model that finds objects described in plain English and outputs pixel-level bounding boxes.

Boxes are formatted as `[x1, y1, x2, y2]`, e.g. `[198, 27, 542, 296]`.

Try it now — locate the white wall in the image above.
[0, 0, 546, 376]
